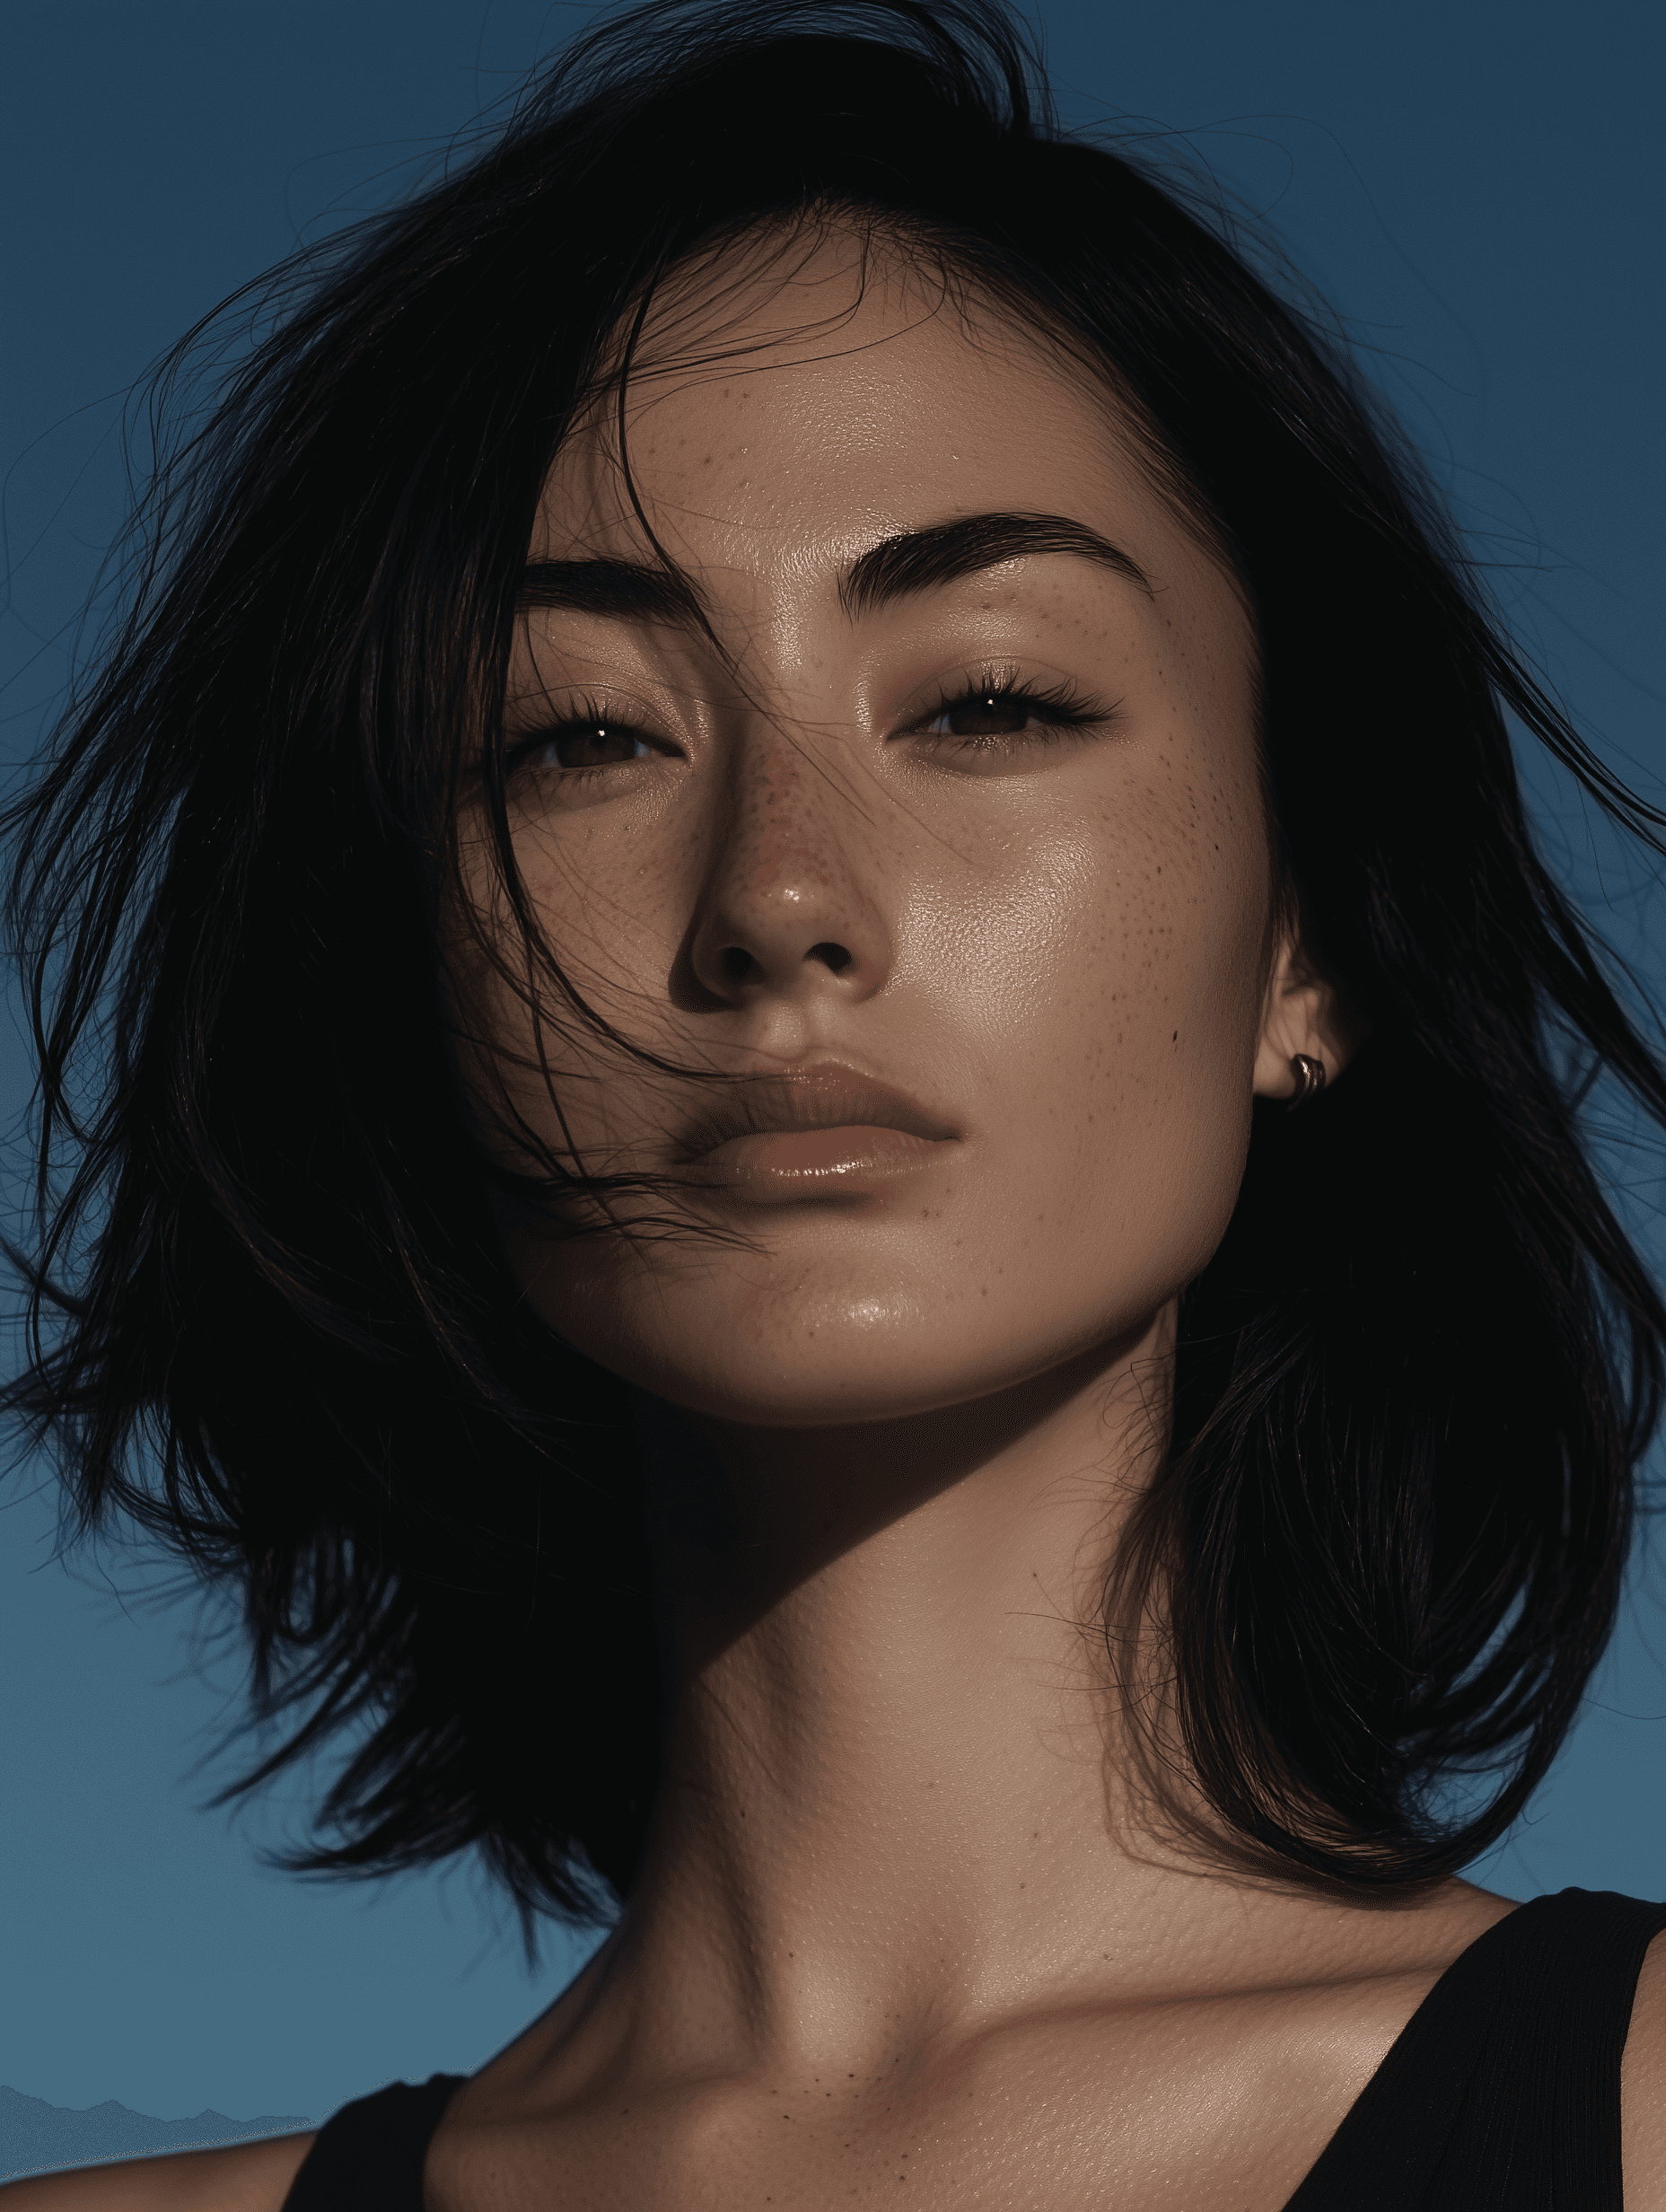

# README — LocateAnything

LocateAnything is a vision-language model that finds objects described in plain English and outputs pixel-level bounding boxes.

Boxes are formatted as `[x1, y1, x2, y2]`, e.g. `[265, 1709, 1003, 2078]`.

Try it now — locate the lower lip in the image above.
[691, 1124, 954, 1202]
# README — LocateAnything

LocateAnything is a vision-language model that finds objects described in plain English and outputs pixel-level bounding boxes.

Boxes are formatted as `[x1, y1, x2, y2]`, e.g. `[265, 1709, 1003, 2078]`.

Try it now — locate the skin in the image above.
[16, 229, 1664, 2210]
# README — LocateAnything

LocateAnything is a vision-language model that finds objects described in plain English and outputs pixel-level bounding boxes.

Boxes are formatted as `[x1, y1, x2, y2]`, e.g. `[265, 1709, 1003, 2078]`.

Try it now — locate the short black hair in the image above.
[8, 0, 1665, 1927]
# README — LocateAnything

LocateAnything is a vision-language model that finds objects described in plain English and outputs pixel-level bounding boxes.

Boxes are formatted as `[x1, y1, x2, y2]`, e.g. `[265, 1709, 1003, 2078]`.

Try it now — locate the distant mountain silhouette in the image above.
[0, 2083, 311, 2181]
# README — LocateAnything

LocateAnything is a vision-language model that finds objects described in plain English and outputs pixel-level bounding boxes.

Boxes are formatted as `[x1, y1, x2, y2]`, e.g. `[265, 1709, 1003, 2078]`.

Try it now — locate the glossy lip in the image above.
[673, 1066, 960, 1200]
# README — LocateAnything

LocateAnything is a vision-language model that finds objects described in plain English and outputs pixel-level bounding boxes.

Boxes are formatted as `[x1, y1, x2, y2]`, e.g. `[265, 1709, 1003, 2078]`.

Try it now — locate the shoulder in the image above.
[1624, 1927, 1666, 2209]
[0, 2134, 315, 2212]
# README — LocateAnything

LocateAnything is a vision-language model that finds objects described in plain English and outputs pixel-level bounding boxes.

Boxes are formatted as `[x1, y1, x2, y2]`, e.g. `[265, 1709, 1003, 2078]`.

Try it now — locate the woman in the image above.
[4, 1, 1664, 2204]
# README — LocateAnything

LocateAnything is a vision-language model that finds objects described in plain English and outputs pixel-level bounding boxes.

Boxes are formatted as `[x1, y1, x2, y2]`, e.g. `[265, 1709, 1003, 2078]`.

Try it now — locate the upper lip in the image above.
[672, 1065, 959, 1159]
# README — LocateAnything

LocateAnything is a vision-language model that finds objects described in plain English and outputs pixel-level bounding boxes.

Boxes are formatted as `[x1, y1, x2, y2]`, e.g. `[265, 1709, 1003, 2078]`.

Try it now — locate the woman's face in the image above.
[463, 235, 1275, 1427]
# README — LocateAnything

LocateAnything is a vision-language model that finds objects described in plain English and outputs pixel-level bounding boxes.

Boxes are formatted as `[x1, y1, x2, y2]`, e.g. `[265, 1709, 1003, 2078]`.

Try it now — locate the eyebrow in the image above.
[515, 511, 1150, 626]
[516, 556, 709, 626]
[839, 511, 1152, 617]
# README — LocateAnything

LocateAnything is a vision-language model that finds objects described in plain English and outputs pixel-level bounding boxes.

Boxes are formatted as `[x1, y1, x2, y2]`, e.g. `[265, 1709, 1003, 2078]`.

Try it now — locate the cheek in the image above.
[460, 819, 689, 1156]
[890, 831, 1089, 1056]
[443, 821, 646, 1170]
[511, 821, 671, 1002]
[900, 757, 1266, 1067]
[895, 759, 1268, 1296]
[1077, 771, 1268, 1286]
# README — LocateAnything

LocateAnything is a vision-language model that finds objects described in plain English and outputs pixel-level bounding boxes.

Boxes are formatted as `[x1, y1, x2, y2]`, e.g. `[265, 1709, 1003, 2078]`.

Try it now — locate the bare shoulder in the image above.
[1624, 1929, 1666, 2209]
[0, 2134, 315, 2212]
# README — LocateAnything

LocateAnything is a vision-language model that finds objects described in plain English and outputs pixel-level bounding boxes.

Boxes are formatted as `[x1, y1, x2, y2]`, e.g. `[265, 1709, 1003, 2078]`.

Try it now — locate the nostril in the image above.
[807, 942, 853, 975]
[720, 945, 760, 984]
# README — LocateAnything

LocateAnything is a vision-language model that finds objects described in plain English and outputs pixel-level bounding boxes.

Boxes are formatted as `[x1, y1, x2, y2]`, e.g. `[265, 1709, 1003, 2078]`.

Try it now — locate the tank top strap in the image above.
[276, 1895, 1665, 2210]
[282, 2073, 464, 2211]
[1286, 1888, 1666, 2210]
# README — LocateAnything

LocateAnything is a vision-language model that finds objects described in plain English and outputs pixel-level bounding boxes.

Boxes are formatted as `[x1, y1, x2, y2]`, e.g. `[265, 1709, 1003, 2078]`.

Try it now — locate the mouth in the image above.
[673, 1065, 960, 1203]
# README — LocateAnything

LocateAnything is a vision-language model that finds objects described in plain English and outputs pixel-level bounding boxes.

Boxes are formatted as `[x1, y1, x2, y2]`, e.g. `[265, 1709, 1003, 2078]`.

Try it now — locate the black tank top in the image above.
[282, 1888, 1666, 2209]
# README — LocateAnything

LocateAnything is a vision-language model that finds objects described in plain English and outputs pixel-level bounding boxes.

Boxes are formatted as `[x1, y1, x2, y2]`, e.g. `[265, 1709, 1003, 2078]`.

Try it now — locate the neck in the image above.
[617, 1309, 1181, 2070]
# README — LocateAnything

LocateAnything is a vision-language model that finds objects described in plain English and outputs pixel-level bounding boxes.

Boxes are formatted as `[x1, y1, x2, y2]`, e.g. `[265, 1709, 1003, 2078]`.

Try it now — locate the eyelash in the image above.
[503, 695, 645, 780]
[502, 669, 1112, 777]
[913, 666, 1109, 750]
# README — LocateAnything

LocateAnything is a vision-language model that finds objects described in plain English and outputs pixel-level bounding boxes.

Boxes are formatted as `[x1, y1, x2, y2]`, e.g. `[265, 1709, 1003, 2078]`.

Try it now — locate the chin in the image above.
[539, 1265, 1162, 1431]
[547, 1285, 943, 1426]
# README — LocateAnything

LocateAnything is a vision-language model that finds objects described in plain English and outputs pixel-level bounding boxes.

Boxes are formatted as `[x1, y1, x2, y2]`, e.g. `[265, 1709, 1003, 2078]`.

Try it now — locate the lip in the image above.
[674, 1066, 960, 1202]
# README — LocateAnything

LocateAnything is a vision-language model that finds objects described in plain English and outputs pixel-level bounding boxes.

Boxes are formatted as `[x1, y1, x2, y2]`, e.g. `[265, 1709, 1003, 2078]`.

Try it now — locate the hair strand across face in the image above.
[5, 0, 1665, 1929]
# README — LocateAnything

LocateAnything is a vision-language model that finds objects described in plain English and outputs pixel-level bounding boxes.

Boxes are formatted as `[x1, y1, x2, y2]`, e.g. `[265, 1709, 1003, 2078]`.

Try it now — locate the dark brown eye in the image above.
[927, 692, 1034, 740]
[553, 724, 651, 768]
[516, 722, 655, 771]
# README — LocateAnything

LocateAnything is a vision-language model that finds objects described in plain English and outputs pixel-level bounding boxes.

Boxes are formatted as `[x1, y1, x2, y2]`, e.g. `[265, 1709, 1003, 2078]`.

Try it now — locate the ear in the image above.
[1252, 926, 1364, 1102]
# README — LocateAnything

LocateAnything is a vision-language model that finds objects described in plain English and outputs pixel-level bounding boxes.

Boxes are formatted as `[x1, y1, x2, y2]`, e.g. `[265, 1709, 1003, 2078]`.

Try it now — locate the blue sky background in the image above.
[3, 0, 1662, 2136]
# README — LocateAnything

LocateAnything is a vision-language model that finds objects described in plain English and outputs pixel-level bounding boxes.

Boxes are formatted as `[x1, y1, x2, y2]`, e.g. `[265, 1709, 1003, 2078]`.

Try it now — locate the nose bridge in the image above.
[689, 706, 890, 1002]
[729, 713, 846, 909]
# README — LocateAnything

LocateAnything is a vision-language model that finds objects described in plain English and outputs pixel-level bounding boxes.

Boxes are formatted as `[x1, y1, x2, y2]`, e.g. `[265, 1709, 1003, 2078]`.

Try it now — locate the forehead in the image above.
[535, 230, 1228, 612]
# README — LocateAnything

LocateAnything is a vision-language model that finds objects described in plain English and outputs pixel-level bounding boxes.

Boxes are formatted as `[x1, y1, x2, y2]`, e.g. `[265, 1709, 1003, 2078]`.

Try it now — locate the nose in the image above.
[684, 723, 891, 1009]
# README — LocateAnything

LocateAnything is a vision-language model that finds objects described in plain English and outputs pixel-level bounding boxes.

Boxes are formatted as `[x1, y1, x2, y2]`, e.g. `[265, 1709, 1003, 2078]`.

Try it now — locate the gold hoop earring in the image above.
[1286, 1054, 1327, 1110]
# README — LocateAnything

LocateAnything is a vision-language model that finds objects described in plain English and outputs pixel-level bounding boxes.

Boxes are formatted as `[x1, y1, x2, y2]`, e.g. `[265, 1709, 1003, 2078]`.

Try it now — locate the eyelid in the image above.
[895, 663, 1115, 737]
[501, 688, 683, 770]
[498, 665, 1114, 769]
